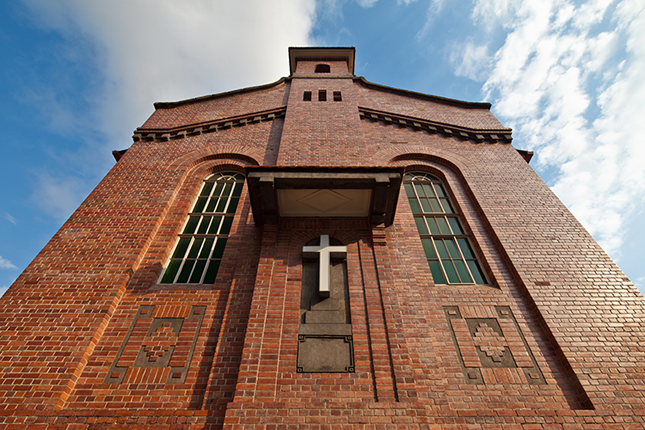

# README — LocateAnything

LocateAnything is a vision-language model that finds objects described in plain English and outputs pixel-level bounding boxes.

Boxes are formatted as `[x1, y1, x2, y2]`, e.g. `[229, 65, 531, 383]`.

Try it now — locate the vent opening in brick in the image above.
[315, 64, 330, 73]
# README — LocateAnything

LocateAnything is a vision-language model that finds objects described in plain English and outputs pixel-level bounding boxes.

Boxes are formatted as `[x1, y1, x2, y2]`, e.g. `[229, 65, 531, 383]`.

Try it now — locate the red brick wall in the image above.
[142, 82, 289, 130]
[1, 55, 644, 429]
[277, 60, 366, 166]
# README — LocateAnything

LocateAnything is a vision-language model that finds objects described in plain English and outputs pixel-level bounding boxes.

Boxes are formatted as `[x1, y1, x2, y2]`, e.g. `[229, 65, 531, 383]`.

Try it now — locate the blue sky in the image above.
[1, 0, 644, 296]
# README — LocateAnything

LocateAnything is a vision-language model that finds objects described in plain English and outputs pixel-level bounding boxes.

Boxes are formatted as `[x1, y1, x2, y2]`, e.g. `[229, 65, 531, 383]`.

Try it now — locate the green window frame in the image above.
[404, 172, 487, 285]
[160, 172, 245, 284]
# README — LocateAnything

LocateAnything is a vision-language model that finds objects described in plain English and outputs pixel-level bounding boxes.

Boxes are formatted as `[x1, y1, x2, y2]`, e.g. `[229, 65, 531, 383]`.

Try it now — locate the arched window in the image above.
[315, 64, 331, 73]
[404, 172, 487, 285]
[160, 172, 245, 284]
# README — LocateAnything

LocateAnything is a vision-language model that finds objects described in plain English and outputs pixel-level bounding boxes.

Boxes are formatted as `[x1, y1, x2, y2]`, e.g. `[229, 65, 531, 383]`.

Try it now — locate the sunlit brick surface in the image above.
[1, 48, 644, 429]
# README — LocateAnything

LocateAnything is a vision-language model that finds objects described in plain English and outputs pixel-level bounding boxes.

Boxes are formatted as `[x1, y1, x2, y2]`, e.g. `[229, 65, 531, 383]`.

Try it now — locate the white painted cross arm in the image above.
[302, 234, 347, 298]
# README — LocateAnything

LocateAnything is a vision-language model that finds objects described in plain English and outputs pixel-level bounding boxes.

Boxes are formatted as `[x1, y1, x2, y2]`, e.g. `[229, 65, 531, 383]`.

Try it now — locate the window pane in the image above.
[160, 260, 181, 283]
[440, 198, 453, 213]
[434, 239, 449, 259]
[426, 216, 440, 234]
[172, 238, 191, 259]
[222, 183, 232, 197]
[232, 182, 243, 197]
[436, 217, 451, 234]
[467, 260, 487, 284]
[183, 217, 199, 234]
[420, 198, 431, 212]
[457, 238, 474, 258]
[200, 182, 213, 197]
[454, 260, 473, 283]
[414, 183, 426, 197]
[215, 197, 228, 212]
[422, 184, 434, 198]
[220, 217, 234, 234]
[176, 260, 195, 283]
[199, 238, 214, 258]
[213, 183, 223, 198]
[189, 260, 207, 283]
[187, 238, 203, 258]
[227, 197, 239, 214]
[409, 198, 421, 213]
[421, 238, 436, 258]
[404, 183, 415, 198]
[415, 217, 428, 234]
[207, 216, 222, 234]
[433, 183, 446, 197]
[442, 261, 460, 283]
[197, 216, 211, 234]
[445, 239, 461, 259]
[203, 260, 220, 284]
[213, 238, 228, 258]
[448, 217, 463, 234]
[428, 260, 446, 284]
[429, 198, 442, 213]
[206, 198, 218, 212]
[193, 197, 207, 213]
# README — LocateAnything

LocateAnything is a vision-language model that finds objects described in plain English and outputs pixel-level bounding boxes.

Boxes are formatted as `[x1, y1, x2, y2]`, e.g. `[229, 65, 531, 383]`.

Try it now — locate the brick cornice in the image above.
[132, 107, 287, 142]
[355, 77, 492, 109]
[359, 107, 513, 144]
[153, 78, 289, 109]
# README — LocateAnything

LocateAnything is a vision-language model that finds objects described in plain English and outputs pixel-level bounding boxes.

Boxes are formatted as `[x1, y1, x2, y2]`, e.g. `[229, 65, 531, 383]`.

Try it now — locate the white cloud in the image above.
[635, 277, 645, 293]
[460, 0, 645, 261]
[471, 0, 523, 30]
[0, 256, 18, 270]
[20, 0, 316, 179]
[30, 172, 87, 220]
[24, 0, 315, 129]
[3, 213, 16, 225]
[357, 0, 379, 7]
[17, 0, 317, 224]
[416, 0, 450, 39]
[450, 41, 490, 81]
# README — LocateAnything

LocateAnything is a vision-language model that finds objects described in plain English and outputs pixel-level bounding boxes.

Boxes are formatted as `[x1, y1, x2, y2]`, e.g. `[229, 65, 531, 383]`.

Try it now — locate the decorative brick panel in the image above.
[445, 305, 545, 385]
[105, 305, 205, 384]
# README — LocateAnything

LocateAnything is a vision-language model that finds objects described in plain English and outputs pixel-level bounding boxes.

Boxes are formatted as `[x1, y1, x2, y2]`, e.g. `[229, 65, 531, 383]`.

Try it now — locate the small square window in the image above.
[303, 91, 312, 101]
[318, 90, 327, 102]
[315, 64, 331, 73]
[333, 91, 342, 102]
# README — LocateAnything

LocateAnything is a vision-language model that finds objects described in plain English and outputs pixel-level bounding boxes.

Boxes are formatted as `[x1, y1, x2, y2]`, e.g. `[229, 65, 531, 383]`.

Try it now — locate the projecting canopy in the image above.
[245, 167, 403, 226]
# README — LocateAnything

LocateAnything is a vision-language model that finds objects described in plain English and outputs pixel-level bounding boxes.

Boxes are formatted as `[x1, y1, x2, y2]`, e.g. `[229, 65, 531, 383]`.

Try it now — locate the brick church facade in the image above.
[1, 47, 644, 429]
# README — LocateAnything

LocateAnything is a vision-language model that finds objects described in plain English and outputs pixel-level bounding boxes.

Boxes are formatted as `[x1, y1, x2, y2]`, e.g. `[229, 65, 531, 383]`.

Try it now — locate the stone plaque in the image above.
[297, 335, 354, 373]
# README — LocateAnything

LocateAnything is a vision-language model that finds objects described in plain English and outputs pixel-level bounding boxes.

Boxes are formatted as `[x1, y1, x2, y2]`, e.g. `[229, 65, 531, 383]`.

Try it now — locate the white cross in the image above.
[302, 235, 347, 298]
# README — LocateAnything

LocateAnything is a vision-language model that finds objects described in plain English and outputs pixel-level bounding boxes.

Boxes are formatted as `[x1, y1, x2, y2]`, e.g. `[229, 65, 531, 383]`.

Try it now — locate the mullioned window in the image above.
[404, 172, 487, 285]
[160, 172, 244, 284]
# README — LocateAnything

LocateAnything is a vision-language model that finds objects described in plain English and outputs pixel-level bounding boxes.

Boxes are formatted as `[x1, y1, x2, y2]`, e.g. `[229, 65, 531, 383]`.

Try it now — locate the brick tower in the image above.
[1, 47, 644, 429]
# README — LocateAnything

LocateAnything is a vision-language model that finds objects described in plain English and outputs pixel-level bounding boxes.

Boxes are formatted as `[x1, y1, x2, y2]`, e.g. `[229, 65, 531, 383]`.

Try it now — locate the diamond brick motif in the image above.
[143, 323, 178, 362]
[297, 189, 352, 213]
[472, 323, 508, 362]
